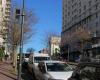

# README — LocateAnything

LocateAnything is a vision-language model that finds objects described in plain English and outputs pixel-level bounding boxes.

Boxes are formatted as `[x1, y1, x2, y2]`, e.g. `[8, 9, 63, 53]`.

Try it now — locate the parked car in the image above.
[37, 60, 73, 80]
[68, 62, 100, 80]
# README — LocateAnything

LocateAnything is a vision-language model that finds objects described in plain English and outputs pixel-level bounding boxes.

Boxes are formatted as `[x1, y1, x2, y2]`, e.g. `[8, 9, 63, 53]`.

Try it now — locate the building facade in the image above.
[49, 36, 61, 56]
[0, 0, 11, 55]
[61, 0, 100, 60]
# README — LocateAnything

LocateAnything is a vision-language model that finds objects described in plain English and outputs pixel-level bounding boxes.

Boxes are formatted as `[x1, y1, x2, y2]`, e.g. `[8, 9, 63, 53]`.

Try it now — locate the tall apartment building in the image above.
[61, 0, 100, 59]
[0, 0, 11, 55]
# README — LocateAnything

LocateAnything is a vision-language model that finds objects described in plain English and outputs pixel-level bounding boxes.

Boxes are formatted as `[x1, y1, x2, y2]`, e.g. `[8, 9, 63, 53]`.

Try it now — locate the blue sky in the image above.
[16, 0, 62, 52]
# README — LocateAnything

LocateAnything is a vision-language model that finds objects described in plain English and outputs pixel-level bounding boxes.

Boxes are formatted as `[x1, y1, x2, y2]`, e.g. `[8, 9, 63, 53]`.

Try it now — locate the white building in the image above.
[0, 0, 11, 55]
[49, 36, 61, 56]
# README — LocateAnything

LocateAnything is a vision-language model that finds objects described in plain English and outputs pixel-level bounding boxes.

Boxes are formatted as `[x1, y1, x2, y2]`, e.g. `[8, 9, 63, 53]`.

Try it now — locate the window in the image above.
[84, 5, 86, 10]
[89, 8, 92, 14]
[74, 15, 77, 20]
[96, 22, 98, 27]
[34, 57, 50, 63]
[95, 13, 98, 18]
[72, 0, 74, 4]
[79, 2, 81, 7]
[65, 14, 67, 18]
[79, 9, 81, 13]
[95, 4, 98, 10]
[88, 16, 91, 21]
[89, 1, 92, 6]
[68, 12, 70, 16]
[84, 19, 86, 24]
[46, 63, 72, 71]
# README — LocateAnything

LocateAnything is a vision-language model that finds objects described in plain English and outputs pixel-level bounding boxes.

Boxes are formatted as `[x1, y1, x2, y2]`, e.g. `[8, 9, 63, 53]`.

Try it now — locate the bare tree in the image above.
[7, 7, 38, 71]
[26, 48, 35, 54]
[72, 27, 91, 53]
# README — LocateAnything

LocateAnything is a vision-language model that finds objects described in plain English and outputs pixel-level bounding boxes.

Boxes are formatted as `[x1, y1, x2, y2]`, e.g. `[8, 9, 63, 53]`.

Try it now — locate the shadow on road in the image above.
[21, 68, 34, 80]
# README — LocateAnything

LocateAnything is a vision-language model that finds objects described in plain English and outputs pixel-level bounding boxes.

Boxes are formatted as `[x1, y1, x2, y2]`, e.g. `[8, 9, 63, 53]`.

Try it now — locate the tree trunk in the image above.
[12, 46, 17, 72]
[81, 41, 85, 57]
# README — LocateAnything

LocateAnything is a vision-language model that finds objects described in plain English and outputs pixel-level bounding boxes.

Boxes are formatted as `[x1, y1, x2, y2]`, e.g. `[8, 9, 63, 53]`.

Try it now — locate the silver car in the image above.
[37, 60, 73, 80]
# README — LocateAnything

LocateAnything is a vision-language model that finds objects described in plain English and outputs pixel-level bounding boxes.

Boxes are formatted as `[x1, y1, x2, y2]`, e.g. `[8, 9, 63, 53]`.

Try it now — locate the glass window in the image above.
[84, 5, 86, 10]
[96, 22, 98, 27]
[89, 8, 91, 14]
[34, 57, 50, 63]
[89, 1, 92, 6]
[95, 13, 98, 18]
[79, 9, 81, 13]
[79, 2, 81, 7]
[95, 4, 98, 10]
[46, 63, 72, 71]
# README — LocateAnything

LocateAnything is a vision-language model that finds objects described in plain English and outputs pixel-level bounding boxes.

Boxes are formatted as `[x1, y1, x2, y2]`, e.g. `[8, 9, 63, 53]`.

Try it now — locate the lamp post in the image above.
[18, 0, 25, 80]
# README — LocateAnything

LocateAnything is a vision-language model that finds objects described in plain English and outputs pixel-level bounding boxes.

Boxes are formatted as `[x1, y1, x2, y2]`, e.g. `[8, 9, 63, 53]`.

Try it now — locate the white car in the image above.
[37, 60, 73, 80]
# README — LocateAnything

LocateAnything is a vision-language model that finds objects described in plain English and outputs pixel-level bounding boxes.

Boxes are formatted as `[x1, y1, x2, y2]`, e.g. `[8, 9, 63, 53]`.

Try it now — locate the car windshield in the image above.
[34, 57, 50, 63]
[46, 62, 72, 72]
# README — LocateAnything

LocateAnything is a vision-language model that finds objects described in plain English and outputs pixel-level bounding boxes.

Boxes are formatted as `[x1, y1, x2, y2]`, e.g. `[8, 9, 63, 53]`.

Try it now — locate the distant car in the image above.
[37, 60, 73, 80]
[68, 62, 100, 80]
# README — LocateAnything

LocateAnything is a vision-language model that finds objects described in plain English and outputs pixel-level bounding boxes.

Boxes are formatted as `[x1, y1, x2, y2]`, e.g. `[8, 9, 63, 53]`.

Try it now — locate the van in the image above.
[28, 53, 50, 78]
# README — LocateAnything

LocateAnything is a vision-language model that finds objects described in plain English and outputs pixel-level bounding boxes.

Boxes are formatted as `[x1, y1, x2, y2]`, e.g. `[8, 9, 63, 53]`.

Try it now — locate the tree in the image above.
[7, 6, 38, 71]
[72, 27, 91, 54]
[26, 48, 35, 54]
[0, 47, 5, 61]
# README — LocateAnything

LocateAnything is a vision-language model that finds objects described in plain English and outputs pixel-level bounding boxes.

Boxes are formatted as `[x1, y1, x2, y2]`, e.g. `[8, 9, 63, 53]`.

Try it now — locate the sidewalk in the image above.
[0, 60, 17, 80]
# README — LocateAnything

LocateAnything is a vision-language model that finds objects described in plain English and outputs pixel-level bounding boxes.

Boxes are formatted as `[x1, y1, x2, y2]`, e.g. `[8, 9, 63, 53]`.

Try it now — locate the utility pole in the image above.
[18, 0, 25, 80]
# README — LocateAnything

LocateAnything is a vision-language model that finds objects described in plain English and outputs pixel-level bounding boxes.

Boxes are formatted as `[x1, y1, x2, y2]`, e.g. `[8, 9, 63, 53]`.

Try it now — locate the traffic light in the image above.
[15, 9, 20, 20]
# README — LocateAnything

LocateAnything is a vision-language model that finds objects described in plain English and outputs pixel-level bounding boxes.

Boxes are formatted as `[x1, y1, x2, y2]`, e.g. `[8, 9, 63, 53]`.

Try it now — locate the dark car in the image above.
[68, 62, 100, 80]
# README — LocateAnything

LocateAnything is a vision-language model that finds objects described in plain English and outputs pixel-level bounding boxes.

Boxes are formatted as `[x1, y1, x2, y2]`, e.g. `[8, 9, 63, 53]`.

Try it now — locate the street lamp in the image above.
[18, 0, 25, 80]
